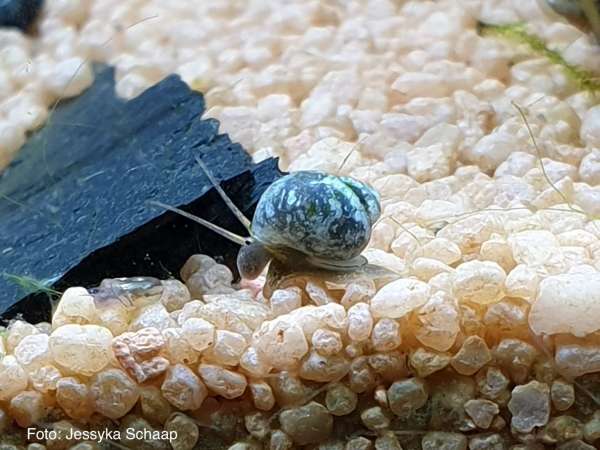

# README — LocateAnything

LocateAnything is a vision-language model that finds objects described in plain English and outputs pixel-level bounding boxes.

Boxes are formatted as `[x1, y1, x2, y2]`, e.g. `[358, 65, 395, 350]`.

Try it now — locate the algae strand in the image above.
[478, 21, 600, 93]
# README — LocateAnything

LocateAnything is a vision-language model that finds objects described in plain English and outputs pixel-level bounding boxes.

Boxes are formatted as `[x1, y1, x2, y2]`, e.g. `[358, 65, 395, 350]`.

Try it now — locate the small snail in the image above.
[151, 157, 382, 282]
[89, 276, 163, 309]
[546, 0, 600, 41]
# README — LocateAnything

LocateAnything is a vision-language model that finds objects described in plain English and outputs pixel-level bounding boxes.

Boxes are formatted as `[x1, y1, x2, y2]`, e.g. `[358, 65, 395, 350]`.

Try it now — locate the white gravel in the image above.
[1, 3, 600, 433]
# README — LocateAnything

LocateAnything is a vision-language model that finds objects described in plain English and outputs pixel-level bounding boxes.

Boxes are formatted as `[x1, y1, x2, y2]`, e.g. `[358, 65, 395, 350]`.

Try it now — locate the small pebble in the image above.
[270, 430, 294, 450]
[249, 380, 275, 411]
[464, 399, 500, 429]
[451, 336, 492, 376]
[371, 318, 401, 352]
[55, 377, 92, 420]
[270, 288, 302, 316]
[422, 432, 467, 450]
[198, 363, 247, 399]
[387, 377, 428, 418]
[360, 406, 390, 431]
[508, 381, 551, 433]
[370, 278, 431, 319]
[409, 347, 451, 378]
[49, 324, 113, 376]
[476, 367, 510, 401]
[161, 364, 207, 411]
[583, 410, 600, 442]
[551, 379, 576, 412]
[90, 369, 139, 420]
[0, 355, 28, 401]
[346, 437, 373, 450]
[541, 416, 584, 444]
[139, 386, 173, 425]
[374, 432, 403, 450]
[279, 402, 333, 445]
[494, 338, 538, 383]
[468, 434, 505, 450]
[245, 411, 270, 440]
[181, 317, 215, 352]
[312, 328, 343, 356]
[326, 383, 358, 416]
[347, 303, 373, 342]
[9, 390, 45, 427]
[452, 261, 506, 305]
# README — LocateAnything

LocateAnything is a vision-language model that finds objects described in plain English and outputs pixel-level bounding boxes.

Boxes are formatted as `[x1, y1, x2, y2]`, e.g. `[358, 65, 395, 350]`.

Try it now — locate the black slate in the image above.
[0, 0, 43, 30]
[0, 64, 283, 324]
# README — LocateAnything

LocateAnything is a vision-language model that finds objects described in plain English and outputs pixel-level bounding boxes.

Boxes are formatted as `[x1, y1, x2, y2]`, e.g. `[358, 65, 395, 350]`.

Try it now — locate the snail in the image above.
[150, 157, 387, 289]
[546, 0, 600, 41]
[86, 276, 164, 310]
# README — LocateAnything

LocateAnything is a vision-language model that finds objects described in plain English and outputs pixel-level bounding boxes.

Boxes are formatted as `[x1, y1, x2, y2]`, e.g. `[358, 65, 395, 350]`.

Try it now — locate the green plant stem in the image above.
[479, 21, 600, 93]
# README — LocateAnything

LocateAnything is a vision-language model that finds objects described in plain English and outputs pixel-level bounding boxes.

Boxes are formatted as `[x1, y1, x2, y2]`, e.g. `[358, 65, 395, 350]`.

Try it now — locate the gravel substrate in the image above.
[1, 0, 600, 449]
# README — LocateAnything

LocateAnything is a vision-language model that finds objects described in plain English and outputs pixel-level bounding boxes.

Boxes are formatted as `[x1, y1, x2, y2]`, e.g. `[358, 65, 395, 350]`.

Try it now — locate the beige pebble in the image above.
[508, 381, 550, 434]
[370, 278, 431, 319]
[49, 324, 113, 376]
[0, 356, 28, 401]
[451, 336, 492, 376]
[529, 273, 600, 337]
[452, 260, 506, 305]
[198, 363, 247, 399]
[161, 364, 207, 410]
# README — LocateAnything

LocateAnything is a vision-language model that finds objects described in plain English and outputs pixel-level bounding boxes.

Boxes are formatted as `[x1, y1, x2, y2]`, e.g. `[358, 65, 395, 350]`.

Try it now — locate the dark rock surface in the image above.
[0, 64, 283, 324]
[0, 0, 43, 30]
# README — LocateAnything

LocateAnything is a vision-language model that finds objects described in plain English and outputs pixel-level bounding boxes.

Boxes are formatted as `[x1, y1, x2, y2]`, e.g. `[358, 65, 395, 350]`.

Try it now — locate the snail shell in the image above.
[546, 0, 586, 17]
[251, 171, 381, 263]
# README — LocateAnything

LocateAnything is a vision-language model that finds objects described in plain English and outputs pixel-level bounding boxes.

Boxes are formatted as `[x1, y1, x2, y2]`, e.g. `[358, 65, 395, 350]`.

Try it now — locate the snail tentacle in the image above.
[194, 155, 252, 232]
[147, 200, 251, 246]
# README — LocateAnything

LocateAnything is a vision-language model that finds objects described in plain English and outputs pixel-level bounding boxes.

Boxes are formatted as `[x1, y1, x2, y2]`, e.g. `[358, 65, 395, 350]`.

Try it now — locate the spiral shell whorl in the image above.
[252, 171, 381, 261]
[339, 175, 381, 227]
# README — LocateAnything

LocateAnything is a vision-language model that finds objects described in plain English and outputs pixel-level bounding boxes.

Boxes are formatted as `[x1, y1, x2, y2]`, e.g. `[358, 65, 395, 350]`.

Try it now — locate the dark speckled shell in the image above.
[252, 171, 381, 261]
